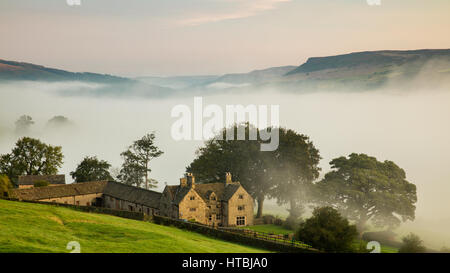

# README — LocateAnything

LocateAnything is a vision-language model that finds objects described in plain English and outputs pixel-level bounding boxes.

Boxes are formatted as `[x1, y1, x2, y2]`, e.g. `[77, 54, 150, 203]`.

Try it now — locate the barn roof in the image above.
[18, 175, 66, 185]
[11, 180, 108, 200]
[11, 180, 162, 209]
[103, 181, 161, 208]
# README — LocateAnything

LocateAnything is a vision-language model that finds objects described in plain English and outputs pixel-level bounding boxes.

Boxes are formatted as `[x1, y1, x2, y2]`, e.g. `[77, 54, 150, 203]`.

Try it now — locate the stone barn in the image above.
[11, 180, 161, 214]
[159, 173, 254, 227]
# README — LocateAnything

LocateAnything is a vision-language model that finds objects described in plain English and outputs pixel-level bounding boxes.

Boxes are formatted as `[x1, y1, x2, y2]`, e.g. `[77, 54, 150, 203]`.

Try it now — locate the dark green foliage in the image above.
[70, 156, 113, 183]
[316, 153, 417, 232]
[0, 137, 64, 184]
[296, 207, 358, 252]
[33, 180, 49, 187]
[398, 233, 427, 253]
[0, 175, 13, 197]
[187, 123, 320, 219]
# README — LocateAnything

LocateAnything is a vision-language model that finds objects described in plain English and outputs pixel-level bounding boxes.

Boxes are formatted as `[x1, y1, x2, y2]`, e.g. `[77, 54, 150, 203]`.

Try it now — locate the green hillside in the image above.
[0, 199, 268, 253]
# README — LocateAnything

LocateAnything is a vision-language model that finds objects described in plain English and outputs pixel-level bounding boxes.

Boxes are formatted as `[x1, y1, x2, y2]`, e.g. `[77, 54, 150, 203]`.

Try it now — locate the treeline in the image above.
[187, 123, 418, 234]
[0, 133, 163, 191]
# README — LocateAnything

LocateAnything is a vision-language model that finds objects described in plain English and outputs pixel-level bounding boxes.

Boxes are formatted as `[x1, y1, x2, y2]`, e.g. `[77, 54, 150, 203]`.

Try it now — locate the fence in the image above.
[218, 227, 313, 249]
[153, 215, 320, 253]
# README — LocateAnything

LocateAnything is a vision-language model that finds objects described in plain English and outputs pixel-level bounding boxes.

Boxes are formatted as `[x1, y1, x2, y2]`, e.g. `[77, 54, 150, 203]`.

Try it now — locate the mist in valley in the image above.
[1, 80, 450, 249]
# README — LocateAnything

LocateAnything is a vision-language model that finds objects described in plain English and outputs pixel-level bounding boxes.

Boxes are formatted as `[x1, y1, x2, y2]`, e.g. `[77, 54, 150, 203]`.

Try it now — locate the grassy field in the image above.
[352, 239, 399, 253]
[242, 224, 293, 235]
[0, 199, 269, 253]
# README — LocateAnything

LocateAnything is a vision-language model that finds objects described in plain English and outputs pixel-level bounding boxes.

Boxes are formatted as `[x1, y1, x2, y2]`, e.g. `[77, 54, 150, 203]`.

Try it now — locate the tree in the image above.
[0, 175, 13, 197]
[269, 128, 321, 224]
[187, 123, 274, 218]
[316, 153, 417, 232]
[296, 207, 358, 252]
[15, 115, 34, 135]
[118, 133, 163, 189]
[46, 116, 73, 129]
[70, 156, 113, 183]
[398, 233, 427, 253]
[0, 137, 64, 184]
[187, 124, 320, 219]
[34, 180, 50, 187]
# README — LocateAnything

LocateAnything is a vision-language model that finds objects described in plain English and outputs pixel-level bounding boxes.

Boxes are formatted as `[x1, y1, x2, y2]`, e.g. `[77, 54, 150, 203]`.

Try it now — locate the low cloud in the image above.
[179, 0, 291, 26]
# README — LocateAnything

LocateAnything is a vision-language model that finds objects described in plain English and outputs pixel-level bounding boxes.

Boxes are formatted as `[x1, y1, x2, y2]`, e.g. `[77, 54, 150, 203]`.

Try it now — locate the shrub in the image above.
[295, 207, 358, 252]
[34, 180, 50, 187]
[274, 217, 283, 226]
[0, 175, 13, 197]
[398, 233, 427, 253]
[262, 215, 275, 224]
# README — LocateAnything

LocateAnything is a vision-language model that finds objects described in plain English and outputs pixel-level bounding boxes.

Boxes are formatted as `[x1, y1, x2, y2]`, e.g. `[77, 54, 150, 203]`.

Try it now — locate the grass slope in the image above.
[0, 199, 268, 253]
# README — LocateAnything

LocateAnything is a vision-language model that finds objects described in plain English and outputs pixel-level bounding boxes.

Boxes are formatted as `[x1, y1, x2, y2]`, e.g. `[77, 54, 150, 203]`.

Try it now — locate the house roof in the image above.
[165, 182, 242, 204]
[11, 180, 162, 209]
[18, 175, 66, 185]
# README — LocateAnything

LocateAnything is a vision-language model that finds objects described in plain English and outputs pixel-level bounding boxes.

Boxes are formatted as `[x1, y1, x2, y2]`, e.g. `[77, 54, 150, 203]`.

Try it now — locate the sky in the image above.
[1, 0, 450, 76]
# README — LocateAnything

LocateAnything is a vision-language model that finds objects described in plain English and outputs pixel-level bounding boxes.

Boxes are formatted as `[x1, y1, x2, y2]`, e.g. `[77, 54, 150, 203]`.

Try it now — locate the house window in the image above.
[216, 214, 221, 220]
[76, 201, 80, 206]
[238, 194, 244, 199]
[238, 205, 245, 211]
[236, 216, 246, 226]
[211, 196, 216, 200]
[189, 208, 196, 212]
[129, 205, 134, 211]
[190, 196, 195, 200]
[209, 215, 212, 221]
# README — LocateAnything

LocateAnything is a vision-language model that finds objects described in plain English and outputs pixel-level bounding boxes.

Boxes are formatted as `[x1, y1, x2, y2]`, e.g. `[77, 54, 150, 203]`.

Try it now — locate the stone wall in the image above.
[103, 194, 158, 215]
[39, 193, 103, 206]
[178, 188, 207, 223]
[225, 186, 254, 226]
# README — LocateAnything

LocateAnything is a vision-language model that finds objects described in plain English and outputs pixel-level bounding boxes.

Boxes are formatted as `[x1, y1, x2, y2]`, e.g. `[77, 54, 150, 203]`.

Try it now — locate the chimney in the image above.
[225, 172, 232, 184]
[180, 177, 187, 187]
[186, 173, 195, 189]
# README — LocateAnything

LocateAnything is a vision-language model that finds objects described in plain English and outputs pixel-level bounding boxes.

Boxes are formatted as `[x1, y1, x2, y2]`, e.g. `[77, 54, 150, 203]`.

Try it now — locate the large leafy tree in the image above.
[0, 137, 64, 185]
[70, 156, 113, 183]
[269, 128, 321, 223]
[187, 124, 274, 218]
[316, 153, 417, 232]
[187, 124, 320, 219]
[118, 133, 163, 189]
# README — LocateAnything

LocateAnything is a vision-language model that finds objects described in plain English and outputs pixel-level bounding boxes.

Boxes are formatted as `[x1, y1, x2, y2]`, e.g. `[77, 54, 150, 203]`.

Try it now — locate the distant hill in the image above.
[281, 49, 450, 91]
[1, 49, 449, 96]
[0, 59, 175, 97]
[0, 59, 132, 84]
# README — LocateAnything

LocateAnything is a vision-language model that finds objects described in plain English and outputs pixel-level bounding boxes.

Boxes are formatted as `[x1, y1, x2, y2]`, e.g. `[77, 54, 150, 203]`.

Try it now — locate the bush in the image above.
[274, 217, 283, 226]
[295, 207, 358, 252]
[0, 175, 13, 197]
[262, 215, 275, 224]
[34, 180, 50, 187]
[398, 233, 427, 253]
[283, 215, 302, 230]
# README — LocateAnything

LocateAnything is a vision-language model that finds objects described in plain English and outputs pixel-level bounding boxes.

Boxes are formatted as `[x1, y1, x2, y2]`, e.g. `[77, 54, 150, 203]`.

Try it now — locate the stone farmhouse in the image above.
[159, 173, 253, 227]
[17, 174, 66, 189]
[11, 172, 254, 227]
